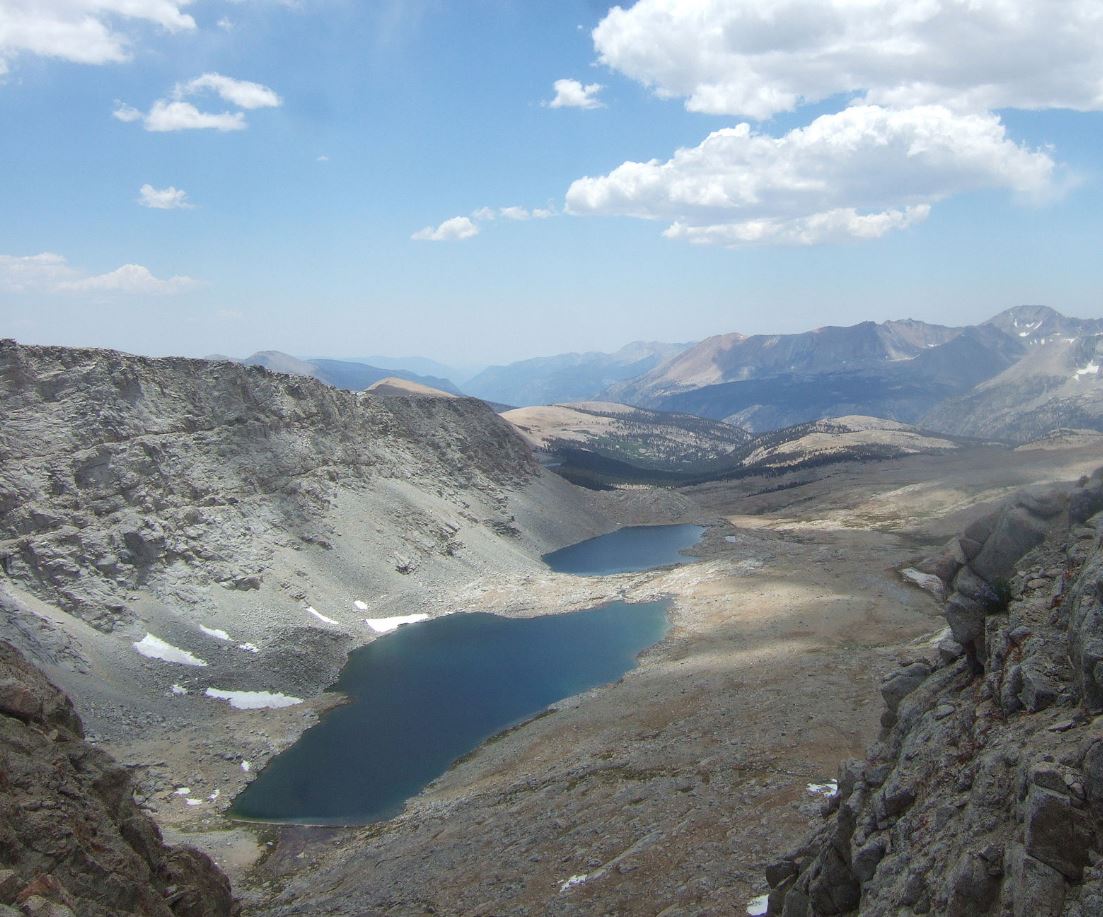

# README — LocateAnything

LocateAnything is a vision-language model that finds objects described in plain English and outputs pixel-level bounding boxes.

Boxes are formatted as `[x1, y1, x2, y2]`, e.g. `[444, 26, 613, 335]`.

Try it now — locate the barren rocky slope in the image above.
[0, 339, 611, 744]
[765, 469, 1103, 915]
[0, 639, 235, 917]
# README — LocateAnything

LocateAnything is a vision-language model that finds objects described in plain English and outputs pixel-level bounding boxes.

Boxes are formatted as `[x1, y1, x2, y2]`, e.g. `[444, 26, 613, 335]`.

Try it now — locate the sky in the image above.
[1, 0, 1102, 366]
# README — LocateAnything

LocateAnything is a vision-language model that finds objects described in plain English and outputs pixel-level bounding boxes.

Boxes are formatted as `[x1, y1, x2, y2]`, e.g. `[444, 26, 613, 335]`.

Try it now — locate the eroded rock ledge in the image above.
[765, 468, 1103, 915]
[0, 640, 236, 917]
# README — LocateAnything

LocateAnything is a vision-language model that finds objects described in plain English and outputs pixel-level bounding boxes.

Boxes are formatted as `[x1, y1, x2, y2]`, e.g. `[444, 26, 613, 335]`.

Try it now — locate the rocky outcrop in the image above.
[0, 640, 235, 916]
[764, 469, 1103, 915]
[0, 340, 537, 632]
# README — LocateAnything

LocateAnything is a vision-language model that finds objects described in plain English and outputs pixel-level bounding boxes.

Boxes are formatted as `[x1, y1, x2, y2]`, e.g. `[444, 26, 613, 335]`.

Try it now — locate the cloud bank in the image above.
[0, 0, 195, 75]
[566, 105, 1057, 246]
[593, 0, 1103, 118]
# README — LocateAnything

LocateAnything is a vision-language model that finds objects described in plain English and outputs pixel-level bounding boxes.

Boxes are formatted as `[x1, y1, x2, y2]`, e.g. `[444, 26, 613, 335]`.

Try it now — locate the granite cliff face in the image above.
[765, 469, 1103, 915]
[0, 640, 235, 917]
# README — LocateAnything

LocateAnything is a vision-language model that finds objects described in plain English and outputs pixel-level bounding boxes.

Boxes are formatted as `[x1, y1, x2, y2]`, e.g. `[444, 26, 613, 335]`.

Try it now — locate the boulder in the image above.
[1007, 844, 1066, 917]
[972, 507, 1049, 585]
[1070, 483, 1103, 525]
[945, 594, 986, 646]
[1023, 786, 1092, 881]
[952, 565, 999, 607]
[881, 663, 932, 715]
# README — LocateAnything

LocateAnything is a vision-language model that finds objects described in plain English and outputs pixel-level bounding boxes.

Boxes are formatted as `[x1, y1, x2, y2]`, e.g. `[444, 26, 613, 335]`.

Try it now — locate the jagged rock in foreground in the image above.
[0, 640, 235, 917]
[765, 469, 1103, 915]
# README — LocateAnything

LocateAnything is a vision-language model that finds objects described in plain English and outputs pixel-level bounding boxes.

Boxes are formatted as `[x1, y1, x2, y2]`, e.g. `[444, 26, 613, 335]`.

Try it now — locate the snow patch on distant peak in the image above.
[133, 634, 207, 667]
[354, 599, 368, 611]
[1075, 361, 1099, 378]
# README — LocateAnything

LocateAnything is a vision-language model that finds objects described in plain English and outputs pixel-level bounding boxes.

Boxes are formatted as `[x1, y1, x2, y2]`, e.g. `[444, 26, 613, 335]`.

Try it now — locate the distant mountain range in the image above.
[599, 305, 1102, 442]
[463, 341, 691, 407]
[232, 351, 463, 395]
[224, 305, 1103, 444]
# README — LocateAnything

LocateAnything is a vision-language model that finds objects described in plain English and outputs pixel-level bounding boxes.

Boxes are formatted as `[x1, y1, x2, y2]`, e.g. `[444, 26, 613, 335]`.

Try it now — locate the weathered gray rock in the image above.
[1006, 844, 1066, 917]
[1018, 662, 1060, 713]
[880, 663, 932, 715]
[1067, 553, 1103, 711]
[764, 471, 1103, 917]
[972, 506, 1049, 585]
[0, 642, 236, 917]
[1022, 786, 1092, 880]
[1069, 481, 1103, 525]
[945, 592, 986, 644]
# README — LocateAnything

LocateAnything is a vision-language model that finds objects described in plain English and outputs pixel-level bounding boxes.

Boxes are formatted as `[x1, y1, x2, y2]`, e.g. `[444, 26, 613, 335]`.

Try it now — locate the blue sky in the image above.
[1, 0, 1101, 365]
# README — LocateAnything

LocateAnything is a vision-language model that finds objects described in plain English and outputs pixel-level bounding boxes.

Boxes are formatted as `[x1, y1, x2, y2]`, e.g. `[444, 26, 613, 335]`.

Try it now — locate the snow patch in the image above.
[204, 688, 303, 710]
[1075, 361, 1099, 378]
[133, 634, 207, 667]
[199, 625, 231, 641]
[241, 760, 252, 772]
[170, 684, 187, 696]
[365, 613, 429, 633]
[900, 567, 946, 600]
[807, 780, 839, 798]
[208, 788, 221, 801]
[559, 874, 591, 893]
[237, 642, 260, 653]
[747, 894, 769, 915]
[354, 600, 368, 611]
[307, 606, 339, 625]
[175, 787, 191, 795]
[186, 798, 202, 806]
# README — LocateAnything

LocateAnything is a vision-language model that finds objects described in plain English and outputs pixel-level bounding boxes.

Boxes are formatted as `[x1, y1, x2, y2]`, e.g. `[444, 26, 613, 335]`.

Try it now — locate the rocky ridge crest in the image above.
[0, 339, 536, 633]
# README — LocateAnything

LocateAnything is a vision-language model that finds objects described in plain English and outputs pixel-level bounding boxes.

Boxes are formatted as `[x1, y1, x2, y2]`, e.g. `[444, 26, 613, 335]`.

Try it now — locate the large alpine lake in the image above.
[542, 523, 705, 575]
[229, 599, 670, 825]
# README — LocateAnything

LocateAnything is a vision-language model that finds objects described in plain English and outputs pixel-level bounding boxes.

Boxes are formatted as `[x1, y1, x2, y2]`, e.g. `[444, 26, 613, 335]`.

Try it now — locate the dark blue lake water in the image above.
[229, 599, 669, 825]
[542, 523, 705, 576]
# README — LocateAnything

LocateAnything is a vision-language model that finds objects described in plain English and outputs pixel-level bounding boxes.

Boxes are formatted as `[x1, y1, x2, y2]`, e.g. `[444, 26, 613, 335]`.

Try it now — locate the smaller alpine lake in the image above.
[229, 599, 670, 825]
[542, 523, 705, 576]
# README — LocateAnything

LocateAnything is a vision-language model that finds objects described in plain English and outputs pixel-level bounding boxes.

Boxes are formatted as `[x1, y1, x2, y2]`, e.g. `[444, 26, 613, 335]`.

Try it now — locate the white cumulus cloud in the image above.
[56, 263, 197, 294]
[143, 100, 246, 132]
[138, 184, 192, 209]
[175, 73, 282, 110]
[0, 0, 195, 74]
[0, 252, 77, 291]
[1, 252, 197, 295]
[547, 78, 604, 110]
[498, 205, 555, 220]
[411, 216, 480, 241]
[593, 0, 1103, 119]
[112, 102, 143, 123]
[114, 72, 280, 132]
[565, 105, 1058, 247]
